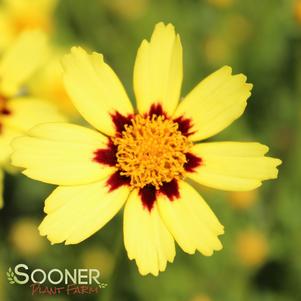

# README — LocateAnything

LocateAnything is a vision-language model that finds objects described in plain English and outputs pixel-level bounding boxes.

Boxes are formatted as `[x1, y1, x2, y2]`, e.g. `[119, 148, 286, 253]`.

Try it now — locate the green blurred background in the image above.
[0, 0, 300, 300]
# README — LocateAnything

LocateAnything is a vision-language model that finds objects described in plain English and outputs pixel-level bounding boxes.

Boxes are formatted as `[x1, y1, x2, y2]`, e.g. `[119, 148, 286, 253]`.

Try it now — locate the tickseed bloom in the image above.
[0, 30, 64, 207]
[0, 0, 58, 49]
[12, 23, 281, 276]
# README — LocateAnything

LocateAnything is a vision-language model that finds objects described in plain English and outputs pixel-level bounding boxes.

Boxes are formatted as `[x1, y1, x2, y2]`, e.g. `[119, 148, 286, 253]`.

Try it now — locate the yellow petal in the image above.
[188, 142, 282, 191]
[124, 189, 175, 276]
[0, 169, 4, 209]
[0, 30, 48, 96]
[3, 97, 65, 132]
[5, 0, 58, 15]
[134, 22, 183, 116]
[28, 51, 77, 116]
[62, 46, 133, 136]
[0, 125, 21, 164]
[174, 66, 253, 141]
[158, 180, 224, 256]
[0, 9, 13, 50]
[27, 122, 107, 142]
[39, 179, 130, 244]
[11, 123, 115, 185]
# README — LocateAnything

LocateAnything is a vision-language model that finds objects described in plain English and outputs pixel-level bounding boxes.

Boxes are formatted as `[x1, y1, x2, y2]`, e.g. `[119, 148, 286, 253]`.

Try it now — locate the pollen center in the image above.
[113, 115, 192, 189]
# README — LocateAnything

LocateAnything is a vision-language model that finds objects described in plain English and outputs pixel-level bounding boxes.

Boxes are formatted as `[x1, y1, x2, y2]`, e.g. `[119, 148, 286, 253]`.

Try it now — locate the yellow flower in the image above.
[0, 30, 64, 208]
[12, 22, 281, 276]
[0, 0, 57, 49]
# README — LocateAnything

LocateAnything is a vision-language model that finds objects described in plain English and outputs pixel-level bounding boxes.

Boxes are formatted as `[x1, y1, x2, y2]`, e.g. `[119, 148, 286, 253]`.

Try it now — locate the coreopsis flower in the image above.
[12, 23, 281, 276]
[0, 30, 64, 207]
[0, 0, 57, 49]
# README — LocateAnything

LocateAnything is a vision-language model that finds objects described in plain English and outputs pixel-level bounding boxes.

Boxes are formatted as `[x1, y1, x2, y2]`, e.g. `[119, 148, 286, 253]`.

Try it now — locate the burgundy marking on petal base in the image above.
[0, 92, 10, 116]
[139, 185, 157, 211]
[106, 171, 130, 192]
[93, 139, 117, 166]
[159, 179, 180, 201]
[139, 179, 180, 212]
[173, 116, 194, 136]
[184, 152, 202, 172]
[148, 103, 167, 117]
[0, 107, 10, 134]
[111, 111, 133, 134]
[1, 108, 10, 115]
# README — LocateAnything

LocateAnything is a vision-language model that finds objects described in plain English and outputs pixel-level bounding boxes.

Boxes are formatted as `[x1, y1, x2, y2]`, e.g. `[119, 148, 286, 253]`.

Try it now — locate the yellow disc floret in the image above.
[113, 114, 192, 189]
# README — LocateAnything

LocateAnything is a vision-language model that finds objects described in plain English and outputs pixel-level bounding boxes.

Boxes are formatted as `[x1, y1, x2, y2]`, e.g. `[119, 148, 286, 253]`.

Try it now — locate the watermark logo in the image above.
[6, 264, 108, 296]
[7, 267, 17, 284]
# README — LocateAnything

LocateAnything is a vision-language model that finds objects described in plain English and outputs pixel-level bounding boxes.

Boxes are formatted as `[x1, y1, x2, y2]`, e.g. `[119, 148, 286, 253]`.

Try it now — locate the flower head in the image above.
[0, 30, 64, 208]
[12, 22, 281, 276]
[0, 0, 58, 49]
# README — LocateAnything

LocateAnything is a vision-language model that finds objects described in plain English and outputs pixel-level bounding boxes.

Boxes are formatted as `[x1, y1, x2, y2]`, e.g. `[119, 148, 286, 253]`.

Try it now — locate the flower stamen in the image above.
[113, 114, 192, 189]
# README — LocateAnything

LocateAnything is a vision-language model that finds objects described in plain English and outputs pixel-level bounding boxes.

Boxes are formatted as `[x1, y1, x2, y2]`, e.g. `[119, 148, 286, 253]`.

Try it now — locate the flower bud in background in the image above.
[235, 230, 268, 267]
[81, 247, 115, 279]
[294, 0, 301, 23]
[9, 218, 45, 257]
[202, 36, 232, 67]
[207, 0, 234, 9]
[227, 190, 258, 210]
[190, 294, 212, 301]
[103, 0, 149, 20]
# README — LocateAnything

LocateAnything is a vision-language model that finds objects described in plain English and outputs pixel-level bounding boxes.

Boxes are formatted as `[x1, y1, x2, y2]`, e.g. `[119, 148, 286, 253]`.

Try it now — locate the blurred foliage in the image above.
[0, 0, 300, 300]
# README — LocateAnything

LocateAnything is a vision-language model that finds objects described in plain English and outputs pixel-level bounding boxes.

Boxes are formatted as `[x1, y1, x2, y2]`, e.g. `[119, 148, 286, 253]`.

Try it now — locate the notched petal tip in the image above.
[222, 66, 253, 92]
[38, 223, 56, 245]
[216, 224, 225, 236]
[221, 65, 232, 73]
[91, 51, 104, 62]
[154, 21, 165, 28]
[70, 46, 85, 54]
[64, 238, 80, 245]
[269, 157, 282, 179]
[154, 21, 175, 31]
[62, 46, 93, 69]
[151, 22, 177, 44]
[274, 158, 283, 166]
[138, 266, 159, 277]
